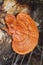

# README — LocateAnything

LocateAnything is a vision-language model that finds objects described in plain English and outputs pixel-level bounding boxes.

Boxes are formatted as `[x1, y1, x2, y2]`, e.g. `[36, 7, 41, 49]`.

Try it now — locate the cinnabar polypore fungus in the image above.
[5, 12, 39, 55]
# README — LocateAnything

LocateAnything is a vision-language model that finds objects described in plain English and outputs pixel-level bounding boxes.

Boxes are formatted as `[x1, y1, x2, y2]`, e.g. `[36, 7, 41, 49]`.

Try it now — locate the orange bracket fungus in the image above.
[5, 12, 39, 55]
